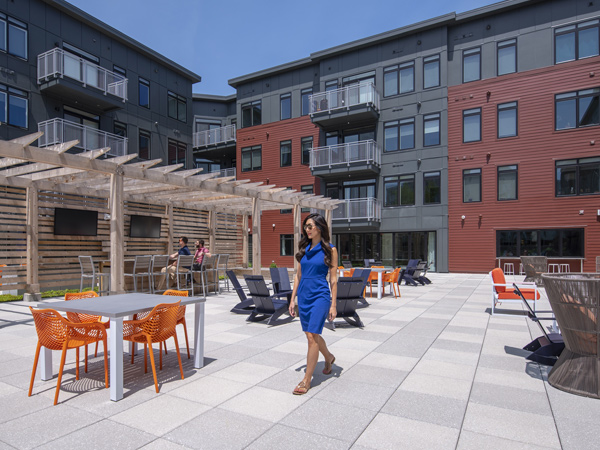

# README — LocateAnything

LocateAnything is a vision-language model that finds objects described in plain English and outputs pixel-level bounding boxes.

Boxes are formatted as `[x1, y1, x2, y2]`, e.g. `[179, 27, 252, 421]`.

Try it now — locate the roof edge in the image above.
[193, 93, 237, 102]
[228, 57, 313, 88]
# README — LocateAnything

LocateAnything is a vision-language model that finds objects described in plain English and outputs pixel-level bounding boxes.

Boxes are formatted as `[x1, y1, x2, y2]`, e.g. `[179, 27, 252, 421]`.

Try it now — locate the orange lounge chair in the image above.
[490, 267, 540, 315]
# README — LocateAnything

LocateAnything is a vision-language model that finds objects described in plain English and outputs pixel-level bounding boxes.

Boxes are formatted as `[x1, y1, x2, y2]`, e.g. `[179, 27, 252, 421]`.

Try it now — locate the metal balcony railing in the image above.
[193, 125, 236, 148]
[310, 139, 381, 169]
[38, 118, 128, 157]
[309, 83, 380, 115]
[37, 48, 128, 102]
[333, 198, 381, 222]
[210, 167, 236, 179]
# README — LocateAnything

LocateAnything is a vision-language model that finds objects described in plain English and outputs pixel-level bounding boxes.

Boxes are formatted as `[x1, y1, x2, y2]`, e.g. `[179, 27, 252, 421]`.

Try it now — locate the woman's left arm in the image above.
[328, 247, 338, 321]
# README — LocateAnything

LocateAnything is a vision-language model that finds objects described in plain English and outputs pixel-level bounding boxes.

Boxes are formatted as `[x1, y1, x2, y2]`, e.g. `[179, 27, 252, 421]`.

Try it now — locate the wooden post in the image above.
[166, 204, 174, 254]
[242, 214, 249, 268]
[293, 205, 301, 275]
[252, 198, 261, 275]
[325, 209, 332, 234]
[24, 184, 40, 301]
[208, 210, 216, 253]
[110, 172, 124, 293]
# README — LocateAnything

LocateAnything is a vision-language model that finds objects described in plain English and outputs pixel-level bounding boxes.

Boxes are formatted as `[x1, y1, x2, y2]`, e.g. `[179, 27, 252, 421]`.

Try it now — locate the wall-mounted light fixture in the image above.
[272, 223, 276, 230]
[461, 215, 466, 220]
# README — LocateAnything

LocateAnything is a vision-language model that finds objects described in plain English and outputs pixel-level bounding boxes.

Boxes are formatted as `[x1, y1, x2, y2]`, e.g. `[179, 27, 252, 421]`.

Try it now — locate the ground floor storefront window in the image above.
[496, 228, 584, 257]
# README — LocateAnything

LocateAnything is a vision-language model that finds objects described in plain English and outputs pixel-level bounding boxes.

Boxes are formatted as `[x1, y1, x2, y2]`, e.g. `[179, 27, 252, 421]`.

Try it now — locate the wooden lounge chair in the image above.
[227, 270, 255, 314]
[244, 275, 292, 326]
[328, 277, 365, 329]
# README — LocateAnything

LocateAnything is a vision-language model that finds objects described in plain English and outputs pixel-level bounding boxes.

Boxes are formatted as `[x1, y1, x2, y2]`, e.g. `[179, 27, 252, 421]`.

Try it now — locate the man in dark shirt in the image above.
[157, 236, 191, 290]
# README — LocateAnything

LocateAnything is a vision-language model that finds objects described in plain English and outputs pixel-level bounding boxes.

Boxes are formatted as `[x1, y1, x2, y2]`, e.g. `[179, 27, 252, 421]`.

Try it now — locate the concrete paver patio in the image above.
[1, 273, 599, 449]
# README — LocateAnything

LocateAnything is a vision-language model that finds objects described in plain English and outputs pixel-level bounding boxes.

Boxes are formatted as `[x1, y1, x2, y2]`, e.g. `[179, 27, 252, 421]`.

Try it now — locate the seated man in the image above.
[157, 236, 191, 291]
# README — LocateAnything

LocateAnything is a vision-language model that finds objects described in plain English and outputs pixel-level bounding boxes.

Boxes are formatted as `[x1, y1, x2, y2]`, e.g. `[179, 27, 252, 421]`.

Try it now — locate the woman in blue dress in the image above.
[289, 213, 338, 395]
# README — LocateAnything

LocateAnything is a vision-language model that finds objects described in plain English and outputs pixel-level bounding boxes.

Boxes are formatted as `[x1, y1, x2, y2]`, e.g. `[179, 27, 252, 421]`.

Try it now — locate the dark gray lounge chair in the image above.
[270, 267, 292, 303]
[398, 259, 421, 286]
[328, 277, 365, 329]
[227, 270, 254, 314]
[244, 275, 293, 325]
[351, 268, 371, 306]
[415, 261, 432, 285]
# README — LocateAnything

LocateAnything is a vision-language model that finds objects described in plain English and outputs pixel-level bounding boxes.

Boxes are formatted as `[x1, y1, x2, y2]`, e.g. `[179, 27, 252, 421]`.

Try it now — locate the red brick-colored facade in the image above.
[448, 57, 600, 273]
[237, 116, 320, 267]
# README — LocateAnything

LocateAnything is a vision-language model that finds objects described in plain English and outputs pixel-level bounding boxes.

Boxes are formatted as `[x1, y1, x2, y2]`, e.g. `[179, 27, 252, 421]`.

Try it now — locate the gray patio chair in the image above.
[150, 255, 169, 293]
[79, 255, 110, 294]
[175, 254, 194, 292]
[124, 255, 152, 293]
[217, 254, 230, 291]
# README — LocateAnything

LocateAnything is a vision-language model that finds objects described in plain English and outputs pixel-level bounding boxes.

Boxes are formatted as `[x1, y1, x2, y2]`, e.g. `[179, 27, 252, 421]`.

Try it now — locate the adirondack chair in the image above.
[328, 277, 365, 329]
[227, 270, 255, 314]
[270, 267, 292, 303]
[244, 275, 293, 325]
[352, 268, 371, 306]
[398, 259, 421, 286]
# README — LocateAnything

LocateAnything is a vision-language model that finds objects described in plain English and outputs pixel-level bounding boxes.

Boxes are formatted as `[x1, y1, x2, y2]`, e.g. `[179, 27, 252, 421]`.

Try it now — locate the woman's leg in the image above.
[302, 333, 334, 386]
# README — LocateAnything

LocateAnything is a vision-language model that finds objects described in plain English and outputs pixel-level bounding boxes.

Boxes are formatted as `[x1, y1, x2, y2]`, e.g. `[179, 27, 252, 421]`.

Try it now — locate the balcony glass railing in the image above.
[310, 140, 381, 169]
[333, 197, 381, 222]
[38, 118, 128, 157]
[193, 125, 236, 148]
[37, 48, 128, 102]
[210, 167, 236, 179]
[309, 83, 380, 115]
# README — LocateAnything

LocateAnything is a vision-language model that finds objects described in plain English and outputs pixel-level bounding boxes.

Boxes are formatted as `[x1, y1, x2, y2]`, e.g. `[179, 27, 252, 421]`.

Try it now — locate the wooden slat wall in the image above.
[0, 186, 244, 292]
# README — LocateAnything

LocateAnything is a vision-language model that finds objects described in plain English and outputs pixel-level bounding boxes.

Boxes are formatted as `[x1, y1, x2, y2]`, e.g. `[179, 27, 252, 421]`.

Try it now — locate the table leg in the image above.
[193, 302, 205, 369]
[377, 271, 383, 300]
[109, 317, 124, 401]
[40, 347, 53, 381]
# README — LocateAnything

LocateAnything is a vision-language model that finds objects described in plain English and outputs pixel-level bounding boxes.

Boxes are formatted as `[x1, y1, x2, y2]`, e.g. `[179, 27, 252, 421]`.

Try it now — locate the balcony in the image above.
[310, 140, 381, 179]
[210, 167, 236, 179]
[332, 197, 381, 229]
[37, 48, 128, 111]
[193, 125, 236, 149]
[309, 83, 380, 129]
[38, 118, 128, 157]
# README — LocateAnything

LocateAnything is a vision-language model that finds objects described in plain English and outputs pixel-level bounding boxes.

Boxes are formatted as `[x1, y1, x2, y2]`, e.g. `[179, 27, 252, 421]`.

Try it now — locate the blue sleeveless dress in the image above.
[297, 242, 333, 334]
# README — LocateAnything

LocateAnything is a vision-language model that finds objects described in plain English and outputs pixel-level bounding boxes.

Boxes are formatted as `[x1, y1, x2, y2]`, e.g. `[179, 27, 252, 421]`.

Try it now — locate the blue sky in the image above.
[68, 0, 500, 96]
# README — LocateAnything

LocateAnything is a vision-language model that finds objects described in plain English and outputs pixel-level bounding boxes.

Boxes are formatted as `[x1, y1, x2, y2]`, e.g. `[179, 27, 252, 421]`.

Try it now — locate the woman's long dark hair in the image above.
[295, 213, 333, 268]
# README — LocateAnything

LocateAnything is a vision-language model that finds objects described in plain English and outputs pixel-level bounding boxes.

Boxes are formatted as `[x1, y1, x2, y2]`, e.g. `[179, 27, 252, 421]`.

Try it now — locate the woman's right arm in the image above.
[289, 263, 302, 317]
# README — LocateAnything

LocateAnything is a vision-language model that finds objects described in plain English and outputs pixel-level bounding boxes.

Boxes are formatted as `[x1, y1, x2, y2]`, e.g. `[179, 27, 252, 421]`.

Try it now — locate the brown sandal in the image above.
[293, 381, 310, 395]
[323, 355, 336, 375]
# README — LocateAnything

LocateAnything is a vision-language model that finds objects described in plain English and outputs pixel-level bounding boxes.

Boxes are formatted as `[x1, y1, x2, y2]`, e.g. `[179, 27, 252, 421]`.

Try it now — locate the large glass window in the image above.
[497, 229, 584, 257]
[301, 88, 312, 116]
[0, 84, 28, 128]
[241, 145, 262, 172]
[556, 157, 600, 196]
[301, 184, 313, 213]
[463, 168, 481, 203]
[423, 54, 440, 89]
[423, 171, 441, 204]
[280, 234, 294, 256]
[383, 61, 414, 97]
[555, 20, 599, 64]
[498, 101, 518, 138]
[138, 78, 150, 109]
[463, 47, 481, 83]
[139, 130, 150, 160]
[498, 165, 518, 201]
[241, 101, 261, 128]
[497, 39, 517, 75]
[280, 140, 292, 167]
[0, 14, 27, 59]
[280, 93, 291, 120]
[555, 88, 600, 130]
[463, 108, 481, 142]
[168, 91, 187, 122]
[384, 174, 415, 207]
[423, 113, 440, 146]
[301, 136, 312, 165]
[384, 119, 414, 152]
[168, 139, 186, 166]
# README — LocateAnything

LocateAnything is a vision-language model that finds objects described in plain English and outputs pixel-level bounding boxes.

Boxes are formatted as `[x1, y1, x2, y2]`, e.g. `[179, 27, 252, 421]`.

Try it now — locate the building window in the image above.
[463, 168, 481, 203]
[556, 156, 600, 196]
[497, 229, 584, 257]
[168, 91, 187, 122]
[280, 93, 291, 120]
[301, 185, 313, 213]
[423, 171, 441, 204]
[384, 174, 415, 207]
[241, 145, 262, 172]
[241, 101, 261, 128]
[555, 88, 600, 130]
[497, 39, 517, 75]
[0, 14, 27, 59]
[383, 61, 414, 97]
[301, 88, 312, 116]
[555, 19, 599, 64]
[498, 165, 518, 200]
[463, 47, 481, 83]
[113, 65, 126, 78]
[423, 54, 440, 89]
[168, 139, 186, 166]
[423, 113, 440, 146]
[463, 108, 481, 142]
[139, 130, 150, 160]
[280, 140, 292, 167]
[498, 102, 518, 138]
[280, 234, 294, 256]
[0, 84, 28, 128]
[139, 78, 150, 108]
[114, 121, 127, 137]
[301, 136, 312, 165]
[384, 119, 414, 152]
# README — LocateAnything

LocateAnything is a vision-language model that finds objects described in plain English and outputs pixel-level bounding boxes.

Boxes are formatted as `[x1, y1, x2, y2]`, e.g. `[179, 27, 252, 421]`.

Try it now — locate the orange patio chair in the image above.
[343, 268, 355, 277]
[382, 267, 402, 298]
[28, 307, 108, 405]
[163, 289, 190, 359]
[490, 267, 540, 315]
[123, 300, 184, 393]
[65, 291, 108, 361]
[367, 266, 384, 297]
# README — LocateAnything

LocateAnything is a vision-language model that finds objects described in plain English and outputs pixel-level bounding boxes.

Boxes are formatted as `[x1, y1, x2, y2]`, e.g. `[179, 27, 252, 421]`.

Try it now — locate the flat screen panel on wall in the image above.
[129, 215, 161, 238]
[53, 208, 98, 236]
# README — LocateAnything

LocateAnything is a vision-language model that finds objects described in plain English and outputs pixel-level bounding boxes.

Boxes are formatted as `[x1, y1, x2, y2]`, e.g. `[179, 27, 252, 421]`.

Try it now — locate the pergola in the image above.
[0, 133, 340, 299]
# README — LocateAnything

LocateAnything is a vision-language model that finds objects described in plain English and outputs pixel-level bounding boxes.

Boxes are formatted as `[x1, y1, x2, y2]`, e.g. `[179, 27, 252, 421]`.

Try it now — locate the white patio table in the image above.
[368, 267, 393, 299]
[39, 293, 206, 401]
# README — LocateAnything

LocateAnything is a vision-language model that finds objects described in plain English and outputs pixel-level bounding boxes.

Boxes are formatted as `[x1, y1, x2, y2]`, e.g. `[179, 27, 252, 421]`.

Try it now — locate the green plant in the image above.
[0, 294, 23, 302]
[0, 286, 96, 303]
[270, 262, 277, 268]
[248, 262, 252, 268]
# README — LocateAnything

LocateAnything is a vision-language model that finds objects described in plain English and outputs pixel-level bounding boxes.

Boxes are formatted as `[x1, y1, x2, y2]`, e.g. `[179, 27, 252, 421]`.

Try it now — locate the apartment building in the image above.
[0, 0, 200, 167]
